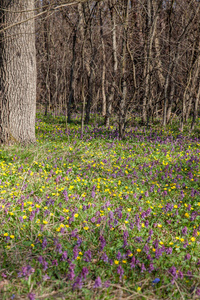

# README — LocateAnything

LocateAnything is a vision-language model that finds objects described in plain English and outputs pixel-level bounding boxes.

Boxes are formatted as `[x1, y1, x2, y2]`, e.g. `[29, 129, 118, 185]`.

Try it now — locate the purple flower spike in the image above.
[28, 293, 35, 300]
[93, 276, 102, 288]
[117, 265, 124, 280]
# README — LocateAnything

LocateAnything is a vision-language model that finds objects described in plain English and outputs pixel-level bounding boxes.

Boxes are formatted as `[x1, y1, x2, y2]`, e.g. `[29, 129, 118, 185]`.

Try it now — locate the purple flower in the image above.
[27, 293, 35, 300]
[61, 251, 68, 261]
[116, 251, 122, 260]
[42, 261, 48, 271]
[38, 256, 43, 264]
[55, 243, 62, 254]
[184, 253, 191, 260]
[148, 263, 154, 273]
[117, 265, 124, 280]
[93, 276, 102, 288]
[141, 263, 146, 273]
[130, 256, 136, 269]
[18, 265, 35, 280]
[196, 289, 200, 296]
[73, 246, 79, 259]
[169, 266, 178, 282]
[83, 250, 92, 262]
[52, 259, 58, 266]
[43, 274, 50, 281]
[42, 237, 47, 249]
[81, 267, 89, 279]
[73, 276, 83, 290]
[166, 247, 172, 255]
[155, 248, 162, 259]
[68, 263, 75, 280]
[101, 252, 108, 263]
[178, 271, 183, 279]
[182, 226, 188, 235]
[143, 244, 149, 254]
[99, 235, 106, 250]
[104, 280, 110, 288]
[90, 217, 95, 223]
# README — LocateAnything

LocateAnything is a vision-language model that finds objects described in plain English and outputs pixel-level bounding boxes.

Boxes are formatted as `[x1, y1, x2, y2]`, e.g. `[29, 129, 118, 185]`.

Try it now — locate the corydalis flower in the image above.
[68, 263, 75, 280]
[117, 265, 124, 280]
[28, 293, 35, 300]
[18, 265, 35, 280]
[73, 276, 83, 290]
[83, 250, 92, 262]
[93, 276, 102, 288]
[81, 267, 89, 279]
[99, 235, 106, 250]
[182, 226, 188, 235]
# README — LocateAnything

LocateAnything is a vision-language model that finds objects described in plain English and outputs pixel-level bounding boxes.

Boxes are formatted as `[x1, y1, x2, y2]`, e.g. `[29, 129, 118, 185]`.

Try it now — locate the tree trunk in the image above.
[100, 5, 106, 117]
[68, 28, 77, 123]
[0, 0, 36, 145]
[119, 0, 129, 139]
[105, 0, 118, 127]
[191, 85, 200, 131]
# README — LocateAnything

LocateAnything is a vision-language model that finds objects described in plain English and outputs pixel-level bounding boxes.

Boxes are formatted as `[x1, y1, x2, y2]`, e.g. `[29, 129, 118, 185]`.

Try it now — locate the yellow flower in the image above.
[157, 224, 162, 228]
[191, 237, 196, 242]
[10, 235, 14, 239]
[31, 244, 34, 247]
[4, 233, 8, 236]
[74, 214, 79, 218]
[43, 220, 48, 225]
[114, 260, 119, 265]
[174, 205, 178, 209]
[128, 253, 133, 257]
[122, 260, 127, 263]
[137, 249, 141, 252]
[137, 287, 141, 292]
[83, 227, 89, 230]
[185, 213, 189, 218]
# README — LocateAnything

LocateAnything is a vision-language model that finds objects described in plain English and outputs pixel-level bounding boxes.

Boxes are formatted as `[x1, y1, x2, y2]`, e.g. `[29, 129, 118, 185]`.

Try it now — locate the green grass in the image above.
[0, 113, 200, 299]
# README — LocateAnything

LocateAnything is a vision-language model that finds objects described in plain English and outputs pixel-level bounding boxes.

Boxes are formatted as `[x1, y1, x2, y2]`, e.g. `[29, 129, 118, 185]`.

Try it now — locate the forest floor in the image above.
[0, 113, 200, 300]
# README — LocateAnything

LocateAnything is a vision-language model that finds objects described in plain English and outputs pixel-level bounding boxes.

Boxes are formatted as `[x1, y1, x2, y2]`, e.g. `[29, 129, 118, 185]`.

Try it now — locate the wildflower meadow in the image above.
[0, 114, 200, 299]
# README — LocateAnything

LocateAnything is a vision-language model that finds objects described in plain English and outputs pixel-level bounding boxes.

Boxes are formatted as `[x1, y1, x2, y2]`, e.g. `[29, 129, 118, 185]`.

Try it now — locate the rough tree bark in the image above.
[105, 0, 118, 127]
[0, 0, 37, 145]
[118, 0, 129, 139]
